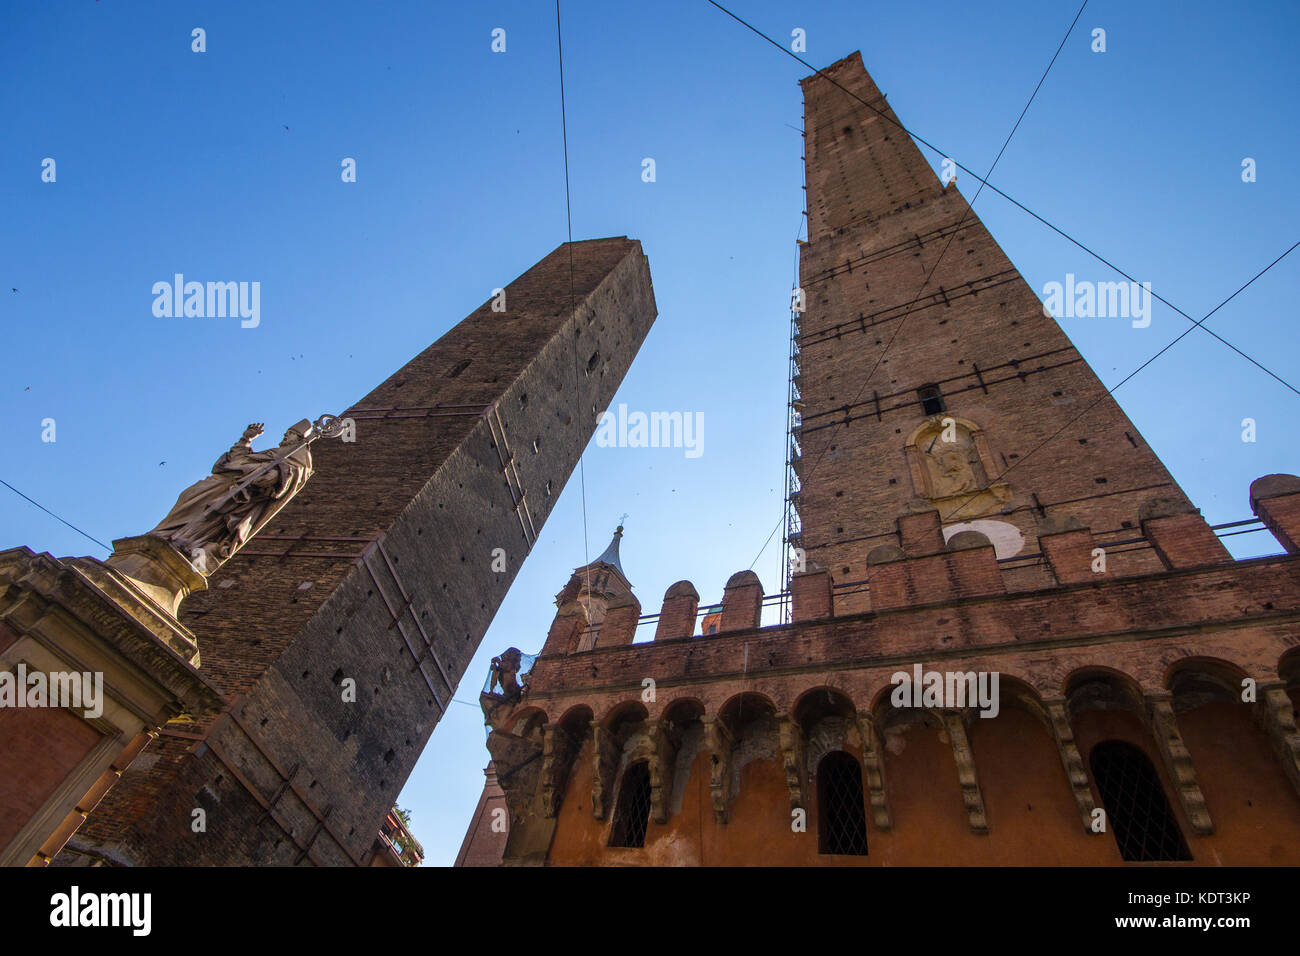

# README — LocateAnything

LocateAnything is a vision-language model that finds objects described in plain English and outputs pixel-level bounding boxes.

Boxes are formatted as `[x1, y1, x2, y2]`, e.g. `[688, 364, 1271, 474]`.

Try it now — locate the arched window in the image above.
[817, 751, 868, 856]
[608, 761, 652, 848]
[1090, 740, 1191, 862]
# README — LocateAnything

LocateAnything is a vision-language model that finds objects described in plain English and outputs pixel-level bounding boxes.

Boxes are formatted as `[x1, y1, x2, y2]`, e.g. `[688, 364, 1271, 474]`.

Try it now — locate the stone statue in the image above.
[488, 647, 528, 702]
[149, 420, 316, 574]
[921, 427, 984, 499]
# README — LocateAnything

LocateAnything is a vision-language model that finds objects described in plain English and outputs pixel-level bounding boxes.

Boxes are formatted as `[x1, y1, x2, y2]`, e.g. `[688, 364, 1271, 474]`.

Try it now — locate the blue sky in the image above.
[3, 1, 1297, 865]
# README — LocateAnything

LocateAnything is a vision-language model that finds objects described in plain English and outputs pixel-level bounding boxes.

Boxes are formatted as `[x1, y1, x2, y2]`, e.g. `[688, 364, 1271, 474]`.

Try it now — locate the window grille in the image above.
[817, 751, 869, 856]
[608, 761, 652, 848]
[1090, 740, 1191, 862]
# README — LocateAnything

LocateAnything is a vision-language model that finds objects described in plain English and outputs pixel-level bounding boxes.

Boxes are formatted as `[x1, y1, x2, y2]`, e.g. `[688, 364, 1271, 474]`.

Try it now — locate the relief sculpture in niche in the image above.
[905, 416, 1011, 518]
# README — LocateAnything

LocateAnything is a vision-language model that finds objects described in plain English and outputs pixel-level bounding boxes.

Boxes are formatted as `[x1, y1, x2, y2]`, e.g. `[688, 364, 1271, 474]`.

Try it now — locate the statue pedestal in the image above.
[102, 534, 209, 619]
[0, 545, 223, 866]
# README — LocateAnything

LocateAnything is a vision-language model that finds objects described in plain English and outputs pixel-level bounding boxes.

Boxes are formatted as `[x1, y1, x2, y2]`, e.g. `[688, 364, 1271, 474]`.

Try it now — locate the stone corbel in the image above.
[776, 712, 806, 811]
[486, 729, 544, 825]
[940, 709, 988, 833]
[1043, 696, 1098, 832]
[645, 719, 676, 825]
[854, 713, 893, 830]
[590, 721, 619, 821]
[1252, 682, 1300, 802]
[701, 716, 734, 824]
[539, 724, 577, 819]
[1144, 693, 1213, 835]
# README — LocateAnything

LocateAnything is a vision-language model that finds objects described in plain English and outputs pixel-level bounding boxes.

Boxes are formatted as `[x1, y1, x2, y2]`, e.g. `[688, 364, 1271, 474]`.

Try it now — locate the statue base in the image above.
[102, 534, 209, 619]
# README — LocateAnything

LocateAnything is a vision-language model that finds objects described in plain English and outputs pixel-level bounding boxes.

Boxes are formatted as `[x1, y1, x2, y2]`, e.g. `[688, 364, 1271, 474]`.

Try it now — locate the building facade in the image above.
[458, 53, 1300, 867]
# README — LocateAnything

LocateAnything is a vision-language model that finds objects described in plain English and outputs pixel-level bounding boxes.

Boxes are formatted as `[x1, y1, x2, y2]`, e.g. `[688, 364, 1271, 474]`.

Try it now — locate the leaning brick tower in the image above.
[45, 237, 657, 866]
[458, 53, 1300, 867]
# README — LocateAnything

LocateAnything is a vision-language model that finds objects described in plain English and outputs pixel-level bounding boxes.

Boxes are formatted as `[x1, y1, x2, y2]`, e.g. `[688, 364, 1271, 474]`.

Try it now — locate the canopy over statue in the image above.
[149, 421, 316, 574]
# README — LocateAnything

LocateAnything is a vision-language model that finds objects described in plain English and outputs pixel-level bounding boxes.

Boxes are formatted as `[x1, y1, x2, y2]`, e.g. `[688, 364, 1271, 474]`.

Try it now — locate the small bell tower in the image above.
[542, 525, 641, 654]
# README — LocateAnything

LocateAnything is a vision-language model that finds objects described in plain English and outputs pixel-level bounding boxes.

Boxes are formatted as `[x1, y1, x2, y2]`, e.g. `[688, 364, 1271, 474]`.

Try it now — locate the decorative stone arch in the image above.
[539, 704, 592, 818]
[971, 674, 1099, 832]
[872, 674, 988, 832]
[793, 685, 859, 774]
[903, 415, 1011, 518]
[718, 691, 779, 733]
[707, 692, 779, 823]
[1165, 657, 1249, 708]
[655, 698, 707, 821]
[1061, 665, 1147, 714]
[1064, 665, 1213, 835]
[659, 696, 705, 724]
[601, 699, 649, 732]
[557, 703, 595, 736]
[591, 701, 650, 821]
[503, 705, 548, 738]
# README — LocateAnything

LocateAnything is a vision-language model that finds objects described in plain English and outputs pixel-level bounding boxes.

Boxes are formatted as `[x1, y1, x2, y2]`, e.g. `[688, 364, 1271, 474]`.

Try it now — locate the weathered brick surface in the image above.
[1142, 512, 1231, 569]
[1040, 528, 1098, 584]
[600, 596, 641, 648]
[1251, 481, 1300, 554]
[791, 567, 833, 622]
[719, 571, 762, 632]
[63, 238, 656, 865]
[654, 582, 699, 641]
[524, 555, 1300, 721]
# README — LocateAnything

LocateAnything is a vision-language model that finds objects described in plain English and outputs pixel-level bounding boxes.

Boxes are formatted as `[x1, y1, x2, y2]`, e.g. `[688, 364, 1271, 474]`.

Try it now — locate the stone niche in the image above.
[903, 416, 1011, 518]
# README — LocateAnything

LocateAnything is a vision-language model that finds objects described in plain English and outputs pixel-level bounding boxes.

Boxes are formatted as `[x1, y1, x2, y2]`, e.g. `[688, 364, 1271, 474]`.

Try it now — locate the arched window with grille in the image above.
[817, 751, 869, 856]
[608, 760, 652, 848]
[1090, 740, 1191, 861]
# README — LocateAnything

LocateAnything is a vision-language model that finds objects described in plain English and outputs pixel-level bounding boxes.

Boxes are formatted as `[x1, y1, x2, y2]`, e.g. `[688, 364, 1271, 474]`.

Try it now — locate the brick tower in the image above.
[458, 54, 1300, 867]
[47, 237, 656, 866]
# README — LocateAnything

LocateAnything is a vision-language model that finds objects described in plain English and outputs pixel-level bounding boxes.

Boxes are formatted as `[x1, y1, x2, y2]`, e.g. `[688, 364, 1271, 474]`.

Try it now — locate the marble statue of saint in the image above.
[148, 420, 315, 574]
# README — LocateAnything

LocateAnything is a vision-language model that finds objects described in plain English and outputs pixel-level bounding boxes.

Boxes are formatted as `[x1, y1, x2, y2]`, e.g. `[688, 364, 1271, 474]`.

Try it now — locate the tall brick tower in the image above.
[48, 237, 656, 866]
[458, 54, 1300, 867]
[791, 53, 1203, 614]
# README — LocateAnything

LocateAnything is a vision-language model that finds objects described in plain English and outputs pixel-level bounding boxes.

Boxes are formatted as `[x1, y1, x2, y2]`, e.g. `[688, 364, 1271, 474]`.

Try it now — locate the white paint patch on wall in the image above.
[941, 519, 1025, 559]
